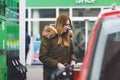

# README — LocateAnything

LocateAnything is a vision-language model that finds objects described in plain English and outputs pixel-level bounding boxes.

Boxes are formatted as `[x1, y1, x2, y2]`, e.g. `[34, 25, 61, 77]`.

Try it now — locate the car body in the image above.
[75, 5, 120, 80]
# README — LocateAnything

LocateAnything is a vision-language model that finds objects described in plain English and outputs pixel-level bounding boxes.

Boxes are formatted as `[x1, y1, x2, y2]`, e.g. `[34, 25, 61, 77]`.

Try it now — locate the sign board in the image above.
[26, 0, 120, 7]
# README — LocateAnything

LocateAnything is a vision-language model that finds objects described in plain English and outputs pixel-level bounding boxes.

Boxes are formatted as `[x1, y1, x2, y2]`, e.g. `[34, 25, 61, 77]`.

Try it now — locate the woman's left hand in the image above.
[71, 60, 76, 66]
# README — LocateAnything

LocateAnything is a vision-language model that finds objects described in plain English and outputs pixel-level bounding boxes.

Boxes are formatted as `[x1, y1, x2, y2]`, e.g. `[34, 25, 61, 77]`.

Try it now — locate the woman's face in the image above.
[63, 20, 71, 33]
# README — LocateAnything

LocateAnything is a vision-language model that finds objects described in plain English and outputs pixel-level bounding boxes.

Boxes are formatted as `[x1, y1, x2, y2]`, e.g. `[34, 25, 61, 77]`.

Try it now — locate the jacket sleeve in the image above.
[70, 39, 77, 62]
[39, 36, 58, 69]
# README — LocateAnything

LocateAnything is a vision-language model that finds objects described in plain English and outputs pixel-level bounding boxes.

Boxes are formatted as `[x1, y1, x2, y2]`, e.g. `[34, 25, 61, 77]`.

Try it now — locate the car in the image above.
[74, 4, 120, 80]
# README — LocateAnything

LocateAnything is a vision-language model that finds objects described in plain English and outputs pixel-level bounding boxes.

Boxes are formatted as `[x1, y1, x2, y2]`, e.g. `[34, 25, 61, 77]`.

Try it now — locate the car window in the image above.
[89, 17, 120, 80]
[100, 32, 120, 80]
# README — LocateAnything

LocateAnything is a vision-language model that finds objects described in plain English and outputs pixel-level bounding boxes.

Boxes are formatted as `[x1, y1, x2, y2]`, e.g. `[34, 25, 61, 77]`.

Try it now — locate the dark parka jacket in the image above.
[39, 24, 76, 80]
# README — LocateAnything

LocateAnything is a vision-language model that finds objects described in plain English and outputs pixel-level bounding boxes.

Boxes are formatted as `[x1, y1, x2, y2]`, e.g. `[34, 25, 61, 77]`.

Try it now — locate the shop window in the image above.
[72, 21, 85, 62]
[88, 21, 95, 36]
[31, 9, 56, 18]
[25, 21, 28, 32]
[26, 9, 28, 18]
[73, 8, 101, 17]
[39, 21, 55, 37]
[59, 8, 69, 16]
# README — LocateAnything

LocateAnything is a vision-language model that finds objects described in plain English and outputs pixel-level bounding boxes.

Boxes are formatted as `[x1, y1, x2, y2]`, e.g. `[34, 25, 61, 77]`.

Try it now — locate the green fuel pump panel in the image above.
[0, 0, 19, 80]
[0, 0, 7, 78]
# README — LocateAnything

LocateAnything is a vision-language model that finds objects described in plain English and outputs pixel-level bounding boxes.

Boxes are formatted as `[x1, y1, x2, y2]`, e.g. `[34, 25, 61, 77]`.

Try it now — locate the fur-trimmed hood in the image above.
[42, 24, 73, 39]
[42, 24, 57, 39]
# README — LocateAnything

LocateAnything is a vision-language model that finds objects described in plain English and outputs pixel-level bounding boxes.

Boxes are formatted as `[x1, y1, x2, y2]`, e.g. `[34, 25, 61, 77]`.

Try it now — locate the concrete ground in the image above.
[27, 65, 43, 80]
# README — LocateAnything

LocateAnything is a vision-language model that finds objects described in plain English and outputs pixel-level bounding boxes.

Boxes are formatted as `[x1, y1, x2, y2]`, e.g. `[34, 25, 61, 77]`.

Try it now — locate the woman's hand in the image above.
[71, 60, 76, 66]
[57, 63, 65, 69]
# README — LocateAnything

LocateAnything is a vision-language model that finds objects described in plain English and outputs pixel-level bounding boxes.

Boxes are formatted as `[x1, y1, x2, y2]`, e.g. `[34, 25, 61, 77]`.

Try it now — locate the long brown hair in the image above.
[55, 14, 72, 47]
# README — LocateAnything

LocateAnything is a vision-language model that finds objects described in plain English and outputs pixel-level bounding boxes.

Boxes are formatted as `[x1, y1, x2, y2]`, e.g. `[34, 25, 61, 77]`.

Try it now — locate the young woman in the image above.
[39, 14, 76, 80]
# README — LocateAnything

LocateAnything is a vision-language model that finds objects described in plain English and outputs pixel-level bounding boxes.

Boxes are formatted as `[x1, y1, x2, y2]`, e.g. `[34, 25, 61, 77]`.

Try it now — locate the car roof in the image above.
[98, 4, 120, 19]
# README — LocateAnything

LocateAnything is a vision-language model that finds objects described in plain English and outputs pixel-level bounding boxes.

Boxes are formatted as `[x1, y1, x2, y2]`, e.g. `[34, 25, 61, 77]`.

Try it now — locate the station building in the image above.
[23, 0, 120, 63]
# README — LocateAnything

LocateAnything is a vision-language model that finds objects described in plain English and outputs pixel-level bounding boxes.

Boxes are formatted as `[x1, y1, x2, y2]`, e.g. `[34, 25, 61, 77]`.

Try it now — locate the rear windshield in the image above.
[89, 17, 120, 80]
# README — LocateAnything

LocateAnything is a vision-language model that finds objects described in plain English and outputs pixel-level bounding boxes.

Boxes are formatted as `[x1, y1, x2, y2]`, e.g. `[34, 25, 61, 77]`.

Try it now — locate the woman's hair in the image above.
[55, 14, 72, 47]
